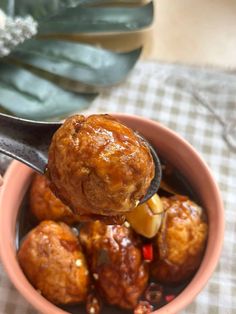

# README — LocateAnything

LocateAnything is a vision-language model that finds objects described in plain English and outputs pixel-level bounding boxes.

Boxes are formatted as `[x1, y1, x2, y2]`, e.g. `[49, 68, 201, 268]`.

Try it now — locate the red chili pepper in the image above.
[142, 244, 153, 261]
[165, 295, 175, 303]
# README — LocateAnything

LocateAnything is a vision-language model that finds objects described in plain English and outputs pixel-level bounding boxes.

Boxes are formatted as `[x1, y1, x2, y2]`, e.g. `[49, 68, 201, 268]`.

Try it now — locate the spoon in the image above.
[0, 113, 162, 203]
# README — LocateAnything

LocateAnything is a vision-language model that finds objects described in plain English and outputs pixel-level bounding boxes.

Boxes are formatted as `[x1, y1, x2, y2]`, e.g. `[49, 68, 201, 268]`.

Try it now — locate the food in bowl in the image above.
[151, 195, 208, 285]
[0, 113, 224, 314]
[30, 174, 79, 225]
[18, 220, 90, 305]
[125, 193, 164, 238]
[16, 157, 208, 313]
[47, 114, 155, 219]
[79, 220, 149, 310]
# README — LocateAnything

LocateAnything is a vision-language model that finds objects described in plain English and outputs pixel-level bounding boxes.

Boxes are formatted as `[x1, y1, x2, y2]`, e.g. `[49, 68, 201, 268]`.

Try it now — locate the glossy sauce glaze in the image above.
[16, 159, 207, 314]
[79, 221, 149, 310]
[47, 114, 155, 217]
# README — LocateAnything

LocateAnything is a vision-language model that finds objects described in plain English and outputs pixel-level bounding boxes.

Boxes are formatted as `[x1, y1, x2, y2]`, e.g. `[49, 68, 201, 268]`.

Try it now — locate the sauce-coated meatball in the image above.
[18, 221, 90, 304]
[47, 114, 154, 218]
[30, 174, 79, 225]
[151, 196, 208, 284]
[79, 221, 149, 309]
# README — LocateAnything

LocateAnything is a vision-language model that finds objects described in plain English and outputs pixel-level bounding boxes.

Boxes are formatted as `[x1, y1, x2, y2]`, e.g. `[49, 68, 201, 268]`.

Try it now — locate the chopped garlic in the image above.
[75, 259, 82, 267]
[93, 273, 99, 280]
[89, 307, 95, 314]
[123, 221, 130, 228]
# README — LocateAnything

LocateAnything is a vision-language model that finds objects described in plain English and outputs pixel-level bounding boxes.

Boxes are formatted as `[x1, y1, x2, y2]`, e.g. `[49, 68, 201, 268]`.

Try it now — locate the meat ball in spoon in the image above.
[47, 114, 155, 219]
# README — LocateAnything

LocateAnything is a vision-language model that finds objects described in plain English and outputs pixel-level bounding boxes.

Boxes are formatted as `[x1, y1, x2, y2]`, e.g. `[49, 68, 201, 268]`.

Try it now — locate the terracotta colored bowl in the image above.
[0, 114, 224, 314]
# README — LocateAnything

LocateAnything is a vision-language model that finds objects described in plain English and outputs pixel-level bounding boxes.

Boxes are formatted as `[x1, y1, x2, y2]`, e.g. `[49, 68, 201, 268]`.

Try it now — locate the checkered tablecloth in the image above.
[0, 60, 236, 314]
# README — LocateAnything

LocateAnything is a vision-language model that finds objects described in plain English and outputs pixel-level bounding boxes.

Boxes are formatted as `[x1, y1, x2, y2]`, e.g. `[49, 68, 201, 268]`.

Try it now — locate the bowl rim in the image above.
[0, 113, 225, 314]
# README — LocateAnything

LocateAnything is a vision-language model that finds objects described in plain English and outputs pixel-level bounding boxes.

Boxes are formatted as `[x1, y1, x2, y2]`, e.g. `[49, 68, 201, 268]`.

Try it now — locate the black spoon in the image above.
[0, 113, 162, 203]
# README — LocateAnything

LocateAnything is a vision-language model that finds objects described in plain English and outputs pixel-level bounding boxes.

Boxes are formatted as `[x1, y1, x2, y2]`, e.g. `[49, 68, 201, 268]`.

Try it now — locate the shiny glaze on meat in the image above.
[30, 174, 79, 225]
[79, 221, 149, 309]
[47, 114, 154, 218]
[151, 196, 208, 284]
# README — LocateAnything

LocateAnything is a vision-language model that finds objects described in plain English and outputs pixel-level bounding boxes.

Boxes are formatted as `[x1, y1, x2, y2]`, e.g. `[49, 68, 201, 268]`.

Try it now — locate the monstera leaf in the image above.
[0, 0, 154, 120]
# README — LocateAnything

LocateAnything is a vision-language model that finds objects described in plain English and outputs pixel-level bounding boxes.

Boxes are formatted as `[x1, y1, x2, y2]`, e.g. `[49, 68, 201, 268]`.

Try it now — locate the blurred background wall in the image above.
[146, 0, 236, 69]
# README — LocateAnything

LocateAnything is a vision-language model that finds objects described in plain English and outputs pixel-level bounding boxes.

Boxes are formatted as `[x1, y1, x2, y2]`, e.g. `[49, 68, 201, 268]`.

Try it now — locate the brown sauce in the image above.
[16, 158, 205, 314]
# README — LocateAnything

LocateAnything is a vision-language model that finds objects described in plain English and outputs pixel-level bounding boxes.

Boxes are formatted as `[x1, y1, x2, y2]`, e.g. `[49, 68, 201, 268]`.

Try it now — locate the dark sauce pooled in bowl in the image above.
[16, 159, 207, 314]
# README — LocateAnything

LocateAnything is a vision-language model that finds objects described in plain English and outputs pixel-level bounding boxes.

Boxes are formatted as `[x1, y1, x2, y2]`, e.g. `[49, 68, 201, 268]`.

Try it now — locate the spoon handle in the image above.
[0, 113, 61, 173]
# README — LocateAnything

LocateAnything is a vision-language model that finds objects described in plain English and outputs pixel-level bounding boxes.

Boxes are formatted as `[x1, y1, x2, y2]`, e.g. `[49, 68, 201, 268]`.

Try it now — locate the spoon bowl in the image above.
[0, 113, 224, 314]
[0, 112, 161, 204]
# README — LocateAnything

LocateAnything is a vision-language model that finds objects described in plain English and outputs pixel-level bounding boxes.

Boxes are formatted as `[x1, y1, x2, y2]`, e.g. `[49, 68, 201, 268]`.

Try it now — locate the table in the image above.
[0, 60, 236, 313]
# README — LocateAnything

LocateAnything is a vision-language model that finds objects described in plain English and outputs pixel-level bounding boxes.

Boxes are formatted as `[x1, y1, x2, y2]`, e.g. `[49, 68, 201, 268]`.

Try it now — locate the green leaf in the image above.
[8, 40, 141, 92]
[0, 62, 96, 121]
[12, 0, 151, 20]
[0, 1, 149, 121]
[0, 1, 11, 15]
[38, 2, 153, 34]
[14, 0, 84, 20]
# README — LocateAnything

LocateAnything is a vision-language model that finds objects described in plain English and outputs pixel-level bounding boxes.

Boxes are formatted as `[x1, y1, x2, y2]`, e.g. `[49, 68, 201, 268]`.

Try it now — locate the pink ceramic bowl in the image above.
[0, 114, 224, 314]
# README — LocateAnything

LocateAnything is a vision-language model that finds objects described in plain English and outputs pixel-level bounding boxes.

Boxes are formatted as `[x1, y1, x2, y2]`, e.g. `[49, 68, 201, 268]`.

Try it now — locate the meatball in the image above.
[18, 221, 90, 304]
[151, 195, 208, 284]
[47, 114, 154, 218]
[30, 174, 79, 225]
[79, 221, 149, 309]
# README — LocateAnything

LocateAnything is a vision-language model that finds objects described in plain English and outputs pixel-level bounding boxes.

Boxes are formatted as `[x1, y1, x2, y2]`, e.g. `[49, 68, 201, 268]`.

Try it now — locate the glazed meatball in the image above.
[18, 221, 90, 304]
[30, 174, 79, 225]
[151, 195, 208, 284]
[79, 221, 149, 309]
[47, 114, 154, 218]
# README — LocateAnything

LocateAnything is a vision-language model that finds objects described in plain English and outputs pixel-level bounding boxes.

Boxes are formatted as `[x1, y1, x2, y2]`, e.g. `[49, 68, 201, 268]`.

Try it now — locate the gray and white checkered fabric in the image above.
[0, 60, 236, 314]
